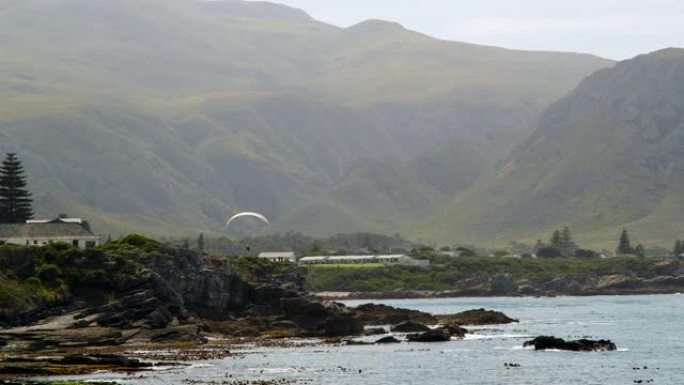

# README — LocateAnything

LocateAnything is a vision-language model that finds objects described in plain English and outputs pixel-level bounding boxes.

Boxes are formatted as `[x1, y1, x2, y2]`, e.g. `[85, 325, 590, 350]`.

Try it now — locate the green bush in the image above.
[25, 276, 42, 287]
[120, 234, 159, 250]
[37, 264, 62, 285]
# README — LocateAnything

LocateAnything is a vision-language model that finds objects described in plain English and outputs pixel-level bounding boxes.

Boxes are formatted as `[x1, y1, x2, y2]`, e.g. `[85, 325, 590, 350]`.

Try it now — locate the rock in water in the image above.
[375, 336, 401, 344]
[352, 303, 436, 324]
[523, 336, 617, 352]
[324, 312, 363, 337]
[406, 328, 452, 342]
[442, 323, 468, 339]
[390, 321, 431, 333]
[437, 308, 518, 325]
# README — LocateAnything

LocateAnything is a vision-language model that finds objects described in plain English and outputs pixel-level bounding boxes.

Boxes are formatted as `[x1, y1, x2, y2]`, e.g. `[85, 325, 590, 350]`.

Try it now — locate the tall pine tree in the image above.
[0, 153, 34, 223]
[197, 233, 205, 254]
[616, 228, 633, 255]
[550, 230, 562, 249]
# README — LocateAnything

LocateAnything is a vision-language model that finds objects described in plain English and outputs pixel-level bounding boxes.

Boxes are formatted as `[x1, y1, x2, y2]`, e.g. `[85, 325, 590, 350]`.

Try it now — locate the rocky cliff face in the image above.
[0, 242, 361, 348]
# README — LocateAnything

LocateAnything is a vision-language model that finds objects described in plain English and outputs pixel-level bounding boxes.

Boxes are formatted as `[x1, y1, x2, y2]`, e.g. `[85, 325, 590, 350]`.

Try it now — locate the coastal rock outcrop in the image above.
[352, 303, 436, 325]
[375, 336, 401, 344]
[523, 336, 617, 352]
[437, 308, 518, 325]
[442, 323, 468, 338]
[0, 242, 365, 350]
[406, 328, 451, 342]
[390, 321, 431, 333]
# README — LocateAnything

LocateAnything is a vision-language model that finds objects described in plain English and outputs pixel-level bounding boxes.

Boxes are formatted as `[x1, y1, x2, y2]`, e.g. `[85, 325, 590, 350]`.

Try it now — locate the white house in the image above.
[258, 251, 297, 263]
[0, 218, 100, 249]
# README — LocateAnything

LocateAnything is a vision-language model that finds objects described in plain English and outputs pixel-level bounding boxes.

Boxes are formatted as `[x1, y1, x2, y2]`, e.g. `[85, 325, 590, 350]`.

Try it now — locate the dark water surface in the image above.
[49, 294, 684, 384]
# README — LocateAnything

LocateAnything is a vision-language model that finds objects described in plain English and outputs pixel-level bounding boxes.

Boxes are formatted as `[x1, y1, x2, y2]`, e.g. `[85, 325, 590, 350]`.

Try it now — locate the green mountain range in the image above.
[0, 0, 614, 240]
[420, 48, 684, 248]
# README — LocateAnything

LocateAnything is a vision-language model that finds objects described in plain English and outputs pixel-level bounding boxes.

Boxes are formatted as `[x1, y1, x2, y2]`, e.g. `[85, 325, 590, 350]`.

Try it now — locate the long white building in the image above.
[258, 251, 297, 263]
[298, 254, 429, 267]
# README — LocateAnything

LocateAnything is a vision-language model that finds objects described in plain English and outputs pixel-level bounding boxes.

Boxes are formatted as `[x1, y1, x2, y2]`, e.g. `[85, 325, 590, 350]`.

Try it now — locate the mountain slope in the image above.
[0, 0, 612, 237]
[419, 48, 684, 247]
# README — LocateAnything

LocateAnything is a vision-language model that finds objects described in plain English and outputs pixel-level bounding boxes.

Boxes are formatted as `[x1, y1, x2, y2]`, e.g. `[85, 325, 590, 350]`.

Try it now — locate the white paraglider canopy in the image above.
[226, 212, 269, 226]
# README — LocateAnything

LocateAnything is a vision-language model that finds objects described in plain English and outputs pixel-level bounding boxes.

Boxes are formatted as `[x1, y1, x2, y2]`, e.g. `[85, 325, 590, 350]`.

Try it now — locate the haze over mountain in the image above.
[420, 48, 684, 247]
[0, 0, 612, 238]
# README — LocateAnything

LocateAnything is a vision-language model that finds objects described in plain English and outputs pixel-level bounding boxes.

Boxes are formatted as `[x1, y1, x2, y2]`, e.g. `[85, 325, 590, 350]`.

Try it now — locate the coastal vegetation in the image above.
[0, 235, 158, 316]
[307, 253, 682, 293]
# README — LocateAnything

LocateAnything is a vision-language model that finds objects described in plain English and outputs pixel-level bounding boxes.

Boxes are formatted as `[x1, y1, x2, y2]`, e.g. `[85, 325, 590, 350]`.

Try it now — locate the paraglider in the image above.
[226, 212, 269, 255]
[226, 212, 269, 227]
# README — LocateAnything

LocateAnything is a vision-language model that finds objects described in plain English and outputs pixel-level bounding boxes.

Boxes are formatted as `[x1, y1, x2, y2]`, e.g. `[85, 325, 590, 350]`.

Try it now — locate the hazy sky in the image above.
[269, 0, 684, 60]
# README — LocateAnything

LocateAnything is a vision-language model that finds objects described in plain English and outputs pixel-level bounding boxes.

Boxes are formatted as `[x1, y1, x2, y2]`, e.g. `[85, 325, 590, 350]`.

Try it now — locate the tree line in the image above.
[531, 226, 671, 258]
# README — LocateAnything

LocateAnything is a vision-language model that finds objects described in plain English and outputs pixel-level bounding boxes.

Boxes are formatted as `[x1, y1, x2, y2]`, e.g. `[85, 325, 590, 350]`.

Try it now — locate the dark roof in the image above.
[0, 223, 98, 239]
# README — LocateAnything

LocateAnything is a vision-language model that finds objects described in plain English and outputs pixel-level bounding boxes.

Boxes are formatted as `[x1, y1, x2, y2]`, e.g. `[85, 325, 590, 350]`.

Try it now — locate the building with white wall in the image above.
[258, 251, 297, 263]
[0, 218, 100, 249]
[298, 254, 429, 267]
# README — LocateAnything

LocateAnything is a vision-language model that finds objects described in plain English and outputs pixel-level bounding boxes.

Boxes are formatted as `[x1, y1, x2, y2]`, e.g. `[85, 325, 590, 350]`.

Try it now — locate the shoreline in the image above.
[315, 288, 684, 301]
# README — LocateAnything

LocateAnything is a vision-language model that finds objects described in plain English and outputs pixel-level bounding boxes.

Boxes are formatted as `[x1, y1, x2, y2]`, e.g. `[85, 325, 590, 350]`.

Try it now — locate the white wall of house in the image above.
[0, 237, 100, 249]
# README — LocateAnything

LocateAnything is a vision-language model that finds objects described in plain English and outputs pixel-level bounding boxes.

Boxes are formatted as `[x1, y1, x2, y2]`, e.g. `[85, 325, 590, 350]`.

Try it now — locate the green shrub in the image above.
[120, 234, 159, 249]
[37, 264, 62, 285]
[25, 276, 42, 287]
[50, 242, 75, 252]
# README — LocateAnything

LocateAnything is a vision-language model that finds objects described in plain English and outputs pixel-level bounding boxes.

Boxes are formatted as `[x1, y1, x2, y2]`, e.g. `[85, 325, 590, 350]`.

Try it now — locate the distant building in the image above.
[258, 251, 297, 263]
[0, 218, 100, 249]
[298, 254, 429, 267]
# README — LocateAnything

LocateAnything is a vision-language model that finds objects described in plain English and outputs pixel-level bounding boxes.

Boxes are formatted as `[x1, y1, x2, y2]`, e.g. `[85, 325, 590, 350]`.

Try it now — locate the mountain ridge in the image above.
[418, 48, 684, 247]
[0, 0, 613, 239]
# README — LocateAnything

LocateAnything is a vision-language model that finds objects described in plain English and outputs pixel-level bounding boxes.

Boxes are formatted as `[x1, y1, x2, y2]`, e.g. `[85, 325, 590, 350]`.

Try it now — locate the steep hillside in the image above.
[0, 0, 612, 237]
[420, 49, 684, 247]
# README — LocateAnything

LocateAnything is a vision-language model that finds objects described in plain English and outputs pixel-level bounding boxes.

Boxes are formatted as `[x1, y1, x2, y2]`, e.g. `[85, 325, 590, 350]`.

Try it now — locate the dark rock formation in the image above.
[442, 322, 468, 339]
[57, 354, 152, 368]
[523, 336, 617, 352]
[490, 274, 518, 294]
[270, 320, 299, 329]
[352, 303, 436, 324]
[0, 354, 160, 376]
[390, 321, 431, 333]
[324, 311, 363, 337]
[375, 336, 401, 344]
[437, 308, 518, 325]
[280, 297, 332, 330]
[406, 328, 451, 342]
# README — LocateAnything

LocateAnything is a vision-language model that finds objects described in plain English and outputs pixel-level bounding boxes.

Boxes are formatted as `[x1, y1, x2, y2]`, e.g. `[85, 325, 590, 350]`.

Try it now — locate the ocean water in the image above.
[50, 294, 684, 384]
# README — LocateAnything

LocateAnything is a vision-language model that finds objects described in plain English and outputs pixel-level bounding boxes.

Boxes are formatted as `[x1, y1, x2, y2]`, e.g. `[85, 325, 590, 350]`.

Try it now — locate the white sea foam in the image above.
[510, 345, 534, 350]
[464, 333, 532, 340]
